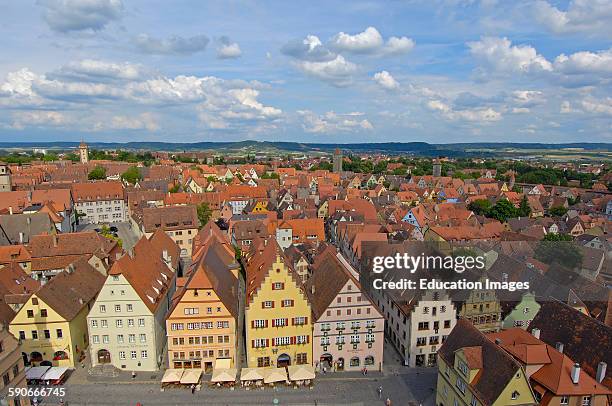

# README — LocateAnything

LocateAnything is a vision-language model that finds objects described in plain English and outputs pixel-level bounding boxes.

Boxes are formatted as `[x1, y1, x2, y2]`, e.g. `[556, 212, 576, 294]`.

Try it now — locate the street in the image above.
[76, 221, 140, 251]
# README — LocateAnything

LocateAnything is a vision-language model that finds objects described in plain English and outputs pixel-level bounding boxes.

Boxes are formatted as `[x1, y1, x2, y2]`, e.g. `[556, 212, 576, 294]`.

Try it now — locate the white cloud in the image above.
[281, 35, 336, 62]
[373, 71, 399, 90]
[217, 36, 242, 59]
[581, 97, 612, 115]
[553, 49, 612, 75]
[11, 111, 68, 129]
[54, 59, 144, 82]
[512, 107, 530, 113]
[427, 99, 502, 122]
[134, 34, 209, 55]
[560, 101, 574, 113]
[534, 0, 612, 35]
[95, 112, 159, 131]
[298, 110, 373, 133]
[297, 55, 357, 87]
[330, 26, 414, 55]
[467, 36, 553, 74]
[38, 0, 123, 33]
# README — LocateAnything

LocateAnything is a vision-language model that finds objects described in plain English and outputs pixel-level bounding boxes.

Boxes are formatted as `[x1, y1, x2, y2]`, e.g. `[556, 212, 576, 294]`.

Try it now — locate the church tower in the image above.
[79, 141, 89, 164]
[333, 148, 343, 173]
[0, 162, 11, 192]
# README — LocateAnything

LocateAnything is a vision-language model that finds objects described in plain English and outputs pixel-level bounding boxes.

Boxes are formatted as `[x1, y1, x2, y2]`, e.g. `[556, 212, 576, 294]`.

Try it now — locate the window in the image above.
[458, 361, 469, 376]
[282, 299, 294, 307]
[140, 334, 146, 343]
[131, 351, 137, 359]
[253, 338, 268, 348]
[3, 373, 9, 386]
[456, 377, 467, 394]
[99, 305, 106, 313]
[31, 331, 38, 340]
[511, 391, 519, 400]
[272, 282, 284, 290]
[27, 310, 34, 318]
[43, 330, 51, 339]
[18, 331, 25, 340]
[350, 335, 360, 344]
[91, 320, 98, 328]
[128, 319, 134, 327]
[141, 350, 148, 359]
[217, 321, 229, 329]
[119, 351, 126, 360]
[102, 335, 109, 344]
[320, 337, 330, 345]
[254, 319, 266, 328]
[101, 319, 108, 328]
[559, 396, 569, 405]
[115, 305, 121, 312]
[116, 320, 123, 328]
[296, 353, 307, 365]
[416, 337, 426, 347]
[92, 335, 99, 344]
[184, 308, 199, 315]
[257, 357, 270, 367]
[444, 320, 451, 329]
[117, 335, 124, 344]
[126, 304, 133, 312]
[56, 329, 63, 338]
[351, 321, 360, 329]
[418, 322, 429, 331]
[296, 335, 308, 344]
[40, 309, 48, 317]
[582, 397, 591, 406]
[293, 316, 307, 325]
[273, 337, 291, 346]
[32, 298, 38, 305]
[423, 306, 429, 314]
[138, 318, 145, 327]
[365, 334, 375, 343]
[263, 301, 273, 308]
[129, 334, 135, 343]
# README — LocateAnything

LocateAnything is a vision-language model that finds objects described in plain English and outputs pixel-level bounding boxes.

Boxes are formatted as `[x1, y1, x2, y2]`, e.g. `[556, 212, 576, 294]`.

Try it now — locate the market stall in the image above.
[287, 365, 315, 387]
[210, 368, 237, 387]
[25, 366, 50, 385]
[41, 367, 72, 385]
[160, 369, 184, 390]
[239, 367, 265, 388]
[262, 367, 288, 386]
[180, 370, 202, 387]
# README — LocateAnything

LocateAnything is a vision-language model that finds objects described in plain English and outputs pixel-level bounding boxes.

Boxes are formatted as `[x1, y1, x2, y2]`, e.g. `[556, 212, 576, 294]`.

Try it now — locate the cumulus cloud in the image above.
[296, 55, 357, 87]
[216, 36, 242, 59]
[467, 36, 552, 74]
[330, 27, 414, 55]
[553, 49, 612, 75]
[373, 71, 399, 90]
[280, 35, 336, 62]
[38, 0, 123, 33]
[581, 97, 612, 115]
[134, 34, 209, 55]
[560, 100, 574, 113]
[298, 110, 373, 133]
[533, 0, 612, 35]
[427, 99, 502, 122]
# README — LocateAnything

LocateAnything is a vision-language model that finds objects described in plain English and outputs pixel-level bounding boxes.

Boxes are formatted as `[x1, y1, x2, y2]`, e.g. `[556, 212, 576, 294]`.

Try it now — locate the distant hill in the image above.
[0, 140, 610, 158]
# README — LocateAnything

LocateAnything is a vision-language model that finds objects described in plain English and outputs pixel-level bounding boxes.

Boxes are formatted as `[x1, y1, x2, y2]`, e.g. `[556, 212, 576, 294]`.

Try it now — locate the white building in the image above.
[72, 181, 126, 224]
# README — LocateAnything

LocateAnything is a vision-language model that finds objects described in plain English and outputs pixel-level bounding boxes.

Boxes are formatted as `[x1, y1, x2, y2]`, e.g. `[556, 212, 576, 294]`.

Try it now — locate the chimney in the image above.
[495, 338, 502, 345]
[596, 362, 607, 384]
[531, 328, 541, 339]
[9, 206, 12, 215]
[556, 342, 564, 354]
[162, 249, 169, 262]
[571, 363, 580, 384]
[19, 232, 24, 244]
[52, 234, 58, 247]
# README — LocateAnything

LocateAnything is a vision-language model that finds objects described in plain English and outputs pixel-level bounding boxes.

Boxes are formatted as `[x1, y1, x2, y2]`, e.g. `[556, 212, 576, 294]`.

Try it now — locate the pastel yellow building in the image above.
[166, 237, 239, 371]
[244, 240, 312, 368]
[0, 319, 30, 406]
[9, 259, 105, 367]
[436, 319, 536, 406]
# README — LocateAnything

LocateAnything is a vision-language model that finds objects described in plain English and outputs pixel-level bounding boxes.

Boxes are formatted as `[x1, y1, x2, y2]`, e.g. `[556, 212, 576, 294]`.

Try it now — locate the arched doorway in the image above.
[350, 356, 360, 368]
[30, 351, 43, 364]
[97, 349, 111, 364]
[277, 353, 291, 367]
[365, 356, 374, 366]
[320, 353, 333, 371]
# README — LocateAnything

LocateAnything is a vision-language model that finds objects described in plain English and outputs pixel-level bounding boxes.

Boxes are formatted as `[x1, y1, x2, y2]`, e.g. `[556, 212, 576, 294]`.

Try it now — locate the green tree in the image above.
[542, 233, 572, 241]
[65, 153, 80, 162]
[535, 240, 582, 269]
[487, 199, 518, 222]
[169, 184, 181, 193]
[549, 206, 568, 217]
[197, 202, 212, 227]
[518, 195, 531, 217]
[468, 199, 492, 215]
[88, 166, 107, 180]
[121, 166, 142, 185]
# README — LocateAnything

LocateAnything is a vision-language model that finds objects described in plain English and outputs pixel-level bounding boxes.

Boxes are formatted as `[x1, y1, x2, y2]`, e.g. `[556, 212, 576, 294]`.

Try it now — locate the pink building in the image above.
[306, 245, 384, 372]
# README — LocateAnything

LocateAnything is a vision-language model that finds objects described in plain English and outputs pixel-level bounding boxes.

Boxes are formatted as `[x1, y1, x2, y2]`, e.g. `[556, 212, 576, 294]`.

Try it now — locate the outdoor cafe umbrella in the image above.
[240, 367, 265, 382]
[262, 367, 287, 384]
[287, 365, 315, 381]
[211, 368, 237, 383]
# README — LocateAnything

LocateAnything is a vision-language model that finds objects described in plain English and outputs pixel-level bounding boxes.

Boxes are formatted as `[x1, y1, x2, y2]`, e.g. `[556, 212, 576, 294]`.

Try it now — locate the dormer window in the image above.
[511, 391, 519, 400]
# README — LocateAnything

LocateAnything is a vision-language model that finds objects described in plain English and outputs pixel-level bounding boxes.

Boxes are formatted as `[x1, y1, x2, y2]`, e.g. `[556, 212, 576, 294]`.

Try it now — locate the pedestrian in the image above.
[132, 370, 136, 380]
[386, 397, 391, 406]
[323, 366, 327, 374]
[364, 367, 368, 375]
[191, 384, 196, 394]
[377, 385, 382, 399]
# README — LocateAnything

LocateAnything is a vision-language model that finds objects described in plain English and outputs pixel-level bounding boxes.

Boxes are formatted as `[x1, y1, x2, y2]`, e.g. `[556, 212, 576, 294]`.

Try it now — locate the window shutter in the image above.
[291, 317, 295, 326]
[265, 338, 269, 347]
[271, 301, 275, 308]
[291, 299, 294, 306]
[251, 340, 255, 348]
[261, 302, 265, 309]
[291, 336, 295, 345]
[304, 317, 308, 325]
[281, 282, 285, 289]
[251, 320, 255, 328]
[307, 335, 310, 344]
[285, 318, 289, 326]
[272, 319, 276, 327]
[264, 319, 268, 328]
[281, 301, 285, 308]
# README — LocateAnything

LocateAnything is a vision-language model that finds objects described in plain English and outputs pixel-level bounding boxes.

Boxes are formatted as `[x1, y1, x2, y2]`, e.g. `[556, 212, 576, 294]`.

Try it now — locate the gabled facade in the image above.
[0, 322, 30, 406]
[244, 240, 312, 368]
[87, 231, 179, 371]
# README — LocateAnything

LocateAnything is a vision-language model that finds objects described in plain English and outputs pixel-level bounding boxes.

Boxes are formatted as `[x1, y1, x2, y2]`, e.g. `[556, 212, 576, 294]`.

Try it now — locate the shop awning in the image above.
[180, 369, 202, 385]
[214, 358, 232, 369]
[161, 368, 184, 383]
[25, 366, 50, 380]
[262, 367, 287, 384]
[41, 367, 70, 381]
[211, 368, 237, 383]
[287, 365, 315, 381]
[240, 367, 265, 381]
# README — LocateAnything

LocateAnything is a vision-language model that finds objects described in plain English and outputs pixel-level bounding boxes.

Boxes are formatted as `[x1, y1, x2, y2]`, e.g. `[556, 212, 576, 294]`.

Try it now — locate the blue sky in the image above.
[0, 0, 610, 143]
